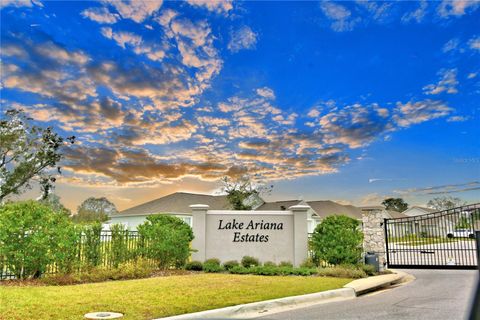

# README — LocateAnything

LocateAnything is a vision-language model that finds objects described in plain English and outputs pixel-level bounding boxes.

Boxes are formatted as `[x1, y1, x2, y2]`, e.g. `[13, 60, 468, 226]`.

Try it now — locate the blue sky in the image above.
[1, 0, 479, 211]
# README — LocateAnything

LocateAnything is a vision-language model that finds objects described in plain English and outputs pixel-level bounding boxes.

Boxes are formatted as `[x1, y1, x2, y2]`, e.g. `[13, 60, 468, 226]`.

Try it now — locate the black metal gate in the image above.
[385, 203, 480, 269]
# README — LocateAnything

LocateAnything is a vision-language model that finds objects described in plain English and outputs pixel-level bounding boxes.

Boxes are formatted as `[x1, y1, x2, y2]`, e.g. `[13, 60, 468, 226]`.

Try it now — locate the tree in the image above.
[0, 200, 76, 278]
[72, 197, 117, 223]
[220, 175, 273, 210]
[310, 215, 363, 265]
[39, 193, 71, 217]
[0, 109, 75, 202]
[137, 215, 194, 269]
[382, 198, 408, 212]
[427, 196, 465, 211]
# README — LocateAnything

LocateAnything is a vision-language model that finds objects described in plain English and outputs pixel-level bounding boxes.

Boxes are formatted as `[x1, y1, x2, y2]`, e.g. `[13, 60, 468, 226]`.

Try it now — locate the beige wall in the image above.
[191, 205, 309, 266]
[204, 212, 295, 264]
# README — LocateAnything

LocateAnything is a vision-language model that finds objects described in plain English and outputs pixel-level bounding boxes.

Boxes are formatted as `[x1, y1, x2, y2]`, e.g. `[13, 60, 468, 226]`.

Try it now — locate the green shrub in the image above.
[229, 265, 250, 274]
[249, 266, 281, 276]
[278, 261, 293, 268]
[137, 215, 194, 269]
[0, 201, 74, 279]
[110, 224, 129, 268]
[185, 261, 203, 271]
[54, 223, 82, 274]
[82, 223, 102, 268]
[241, 256, 260, 268]
[311, 215, 363, 265]
[291, 267, 317, 276]
[223, 260, 239, 270]
[263, 261, 277, 267]
[317, 265, 367, 279]
[203, 258, 223, 273]
[40, 259, 154, 285]
[359, 264, 376, 276]
[300, 258, 316, 268]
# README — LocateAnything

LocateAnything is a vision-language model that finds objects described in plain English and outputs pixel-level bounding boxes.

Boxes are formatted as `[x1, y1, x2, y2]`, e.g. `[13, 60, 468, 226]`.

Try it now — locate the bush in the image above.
[185, 261, 203, 271]
[229, 265, 250, 274]
[310, 215, 363, 265]
[241, 256, 260, 268]
[137, 215, 194, 269]
[0, 201, 74, 279]
[249, 266, 281, 276]
[40, 259, 154, 285]
[203, 258, 223, 273]
[82, 223, 103, 268]
[110, 224, 129, 268]
[359, 264, 376, 276]
[291, 267, 317, 276]
[263, 261, 277, 267]
[317, 265, 367, 279]
[300, 258, 316, 268]
[278, 261, 293, 268]
[223, 260, 239, 270]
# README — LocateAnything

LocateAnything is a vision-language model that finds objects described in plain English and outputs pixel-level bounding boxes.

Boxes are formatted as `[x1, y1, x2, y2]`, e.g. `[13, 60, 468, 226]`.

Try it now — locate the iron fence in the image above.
[385, 203, 480, 269]
[0, 230, 148, 280]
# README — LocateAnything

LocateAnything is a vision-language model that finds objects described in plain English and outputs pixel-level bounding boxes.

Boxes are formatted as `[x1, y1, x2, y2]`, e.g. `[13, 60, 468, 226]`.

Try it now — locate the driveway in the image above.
[256, 269, 478, 320]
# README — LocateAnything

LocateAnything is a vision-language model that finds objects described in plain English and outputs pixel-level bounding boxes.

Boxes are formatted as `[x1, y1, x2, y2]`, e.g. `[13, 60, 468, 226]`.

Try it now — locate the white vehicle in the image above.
[447, 229, 475, 239]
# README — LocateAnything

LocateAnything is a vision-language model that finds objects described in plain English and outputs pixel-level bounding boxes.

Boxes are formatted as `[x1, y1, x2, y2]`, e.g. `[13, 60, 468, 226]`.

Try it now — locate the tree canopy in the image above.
[427, 196, 465, 211]
[72, 197, 117, 223]
[382, 198, 408, 212]
[220, 175, 272, 210]
[0, 109, 75, 202]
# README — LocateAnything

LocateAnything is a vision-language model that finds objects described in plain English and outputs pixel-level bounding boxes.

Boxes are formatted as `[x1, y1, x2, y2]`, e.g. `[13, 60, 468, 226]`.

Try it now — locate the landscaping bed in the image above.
[0, 274, 351, 320]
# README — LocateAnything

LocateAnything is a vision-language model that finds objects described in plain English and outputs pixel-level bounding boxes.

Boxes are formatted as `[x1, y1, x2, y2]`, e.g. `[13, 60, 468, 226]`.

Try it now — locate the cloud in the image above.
[447, 115, 470, 122]
[0, 0, 40, 9]
[255, 87, 275, 100]
[228, 26, 258, 53]
[104, 0, 163, 23]
[393, 99, 452, 127]
[186, 0, 233, 14]
[318, 103, 393, 148]
[320, 2, 360, 32]
[394, 181, 480, 196]
[101, 27, 166, 61]
[468, 36, 480, 51]
[423, 68, 459, 95]
[401, 1, 428, 23]
[81, 6, 120, 24]
[437, 0, 480, 17]
[442, 38, 460, 53]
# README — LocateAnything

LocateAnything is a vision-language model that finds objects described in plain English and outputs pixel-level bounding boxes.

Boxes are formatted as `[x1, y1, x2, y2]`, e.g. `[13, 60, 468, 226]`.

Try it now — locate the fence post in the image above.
[361, 207, 386, 271]
[476, 231, 480, 272]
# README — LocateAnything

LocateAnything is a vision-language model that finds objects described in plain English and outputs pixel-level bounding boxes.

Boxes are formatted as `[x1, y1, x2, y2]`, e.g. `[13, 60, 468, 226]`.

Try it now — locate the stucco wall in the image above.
[204, 212, 295, 264]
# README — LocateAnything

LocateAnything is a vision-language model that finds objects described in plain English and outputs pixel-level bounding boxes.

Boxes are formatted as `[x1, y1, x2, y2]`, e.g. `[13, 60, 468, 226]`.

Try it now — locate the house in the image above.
[107, 192, 363, 233]
[402, 206, 437, 217]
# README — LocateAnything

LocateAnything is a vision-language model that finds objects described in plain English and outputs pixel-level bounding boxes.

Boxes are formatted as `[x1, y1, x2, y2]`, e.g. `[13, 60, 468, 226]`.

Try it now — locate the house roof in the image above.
[307, 201, 363, 220]
[403, 206, 437, 214]
[256, 200, 303, 211]
[116, 192, 231, 216]
[386, 210, 407, 219]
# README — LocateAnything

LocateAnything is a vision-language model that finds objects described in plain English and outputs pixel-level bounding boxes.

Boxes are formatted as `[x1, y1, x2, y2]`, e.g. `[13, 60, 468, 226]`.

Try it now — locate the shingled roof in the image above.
[116, 192, 231, 216]
[307, 201, 363, 220]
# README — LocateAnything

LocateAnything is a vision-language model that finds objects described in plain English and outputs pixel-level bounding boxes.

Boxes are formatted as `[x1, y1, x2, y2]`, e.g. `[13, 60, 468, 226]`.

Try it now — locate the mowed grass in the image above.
[0, 274, 351, 320]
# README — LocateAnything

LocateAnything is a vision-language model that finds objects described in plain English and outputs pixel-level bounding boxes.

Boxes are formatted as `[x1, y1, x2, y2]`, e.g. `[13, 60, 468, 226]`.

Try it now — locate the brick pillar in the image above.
[190, 204, 209, 262]
[289, 204, 310, 267]
[361, 208, 386, 271]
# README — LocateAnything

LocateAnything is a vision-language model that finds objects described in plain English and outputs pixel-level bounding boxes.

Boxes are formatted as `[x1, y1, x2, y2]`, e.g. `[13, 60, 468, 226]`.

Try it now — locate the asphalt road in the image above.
[256, 269, 479, 320]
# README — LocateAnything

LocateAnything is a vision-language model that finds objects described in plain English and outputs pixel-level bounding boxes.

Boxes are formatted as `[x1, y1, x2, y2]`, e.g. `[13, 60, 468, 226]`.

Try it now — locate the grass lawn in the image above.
[0, 274, 351, 320]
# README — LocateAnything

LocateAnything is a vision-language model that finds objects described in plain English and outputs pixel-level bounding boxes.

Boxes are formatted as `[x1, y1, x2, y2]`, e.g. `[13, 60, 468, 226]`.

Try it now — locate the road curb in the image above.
[153, 288, 356, 320]
[344, 270, 410, 295]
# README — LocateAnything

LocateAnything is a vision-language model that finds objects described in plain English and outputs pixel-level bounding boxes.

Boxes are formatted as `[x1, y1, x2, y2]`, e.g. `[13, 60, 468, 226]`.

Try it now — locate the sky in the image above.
[1, 0, 479, 212]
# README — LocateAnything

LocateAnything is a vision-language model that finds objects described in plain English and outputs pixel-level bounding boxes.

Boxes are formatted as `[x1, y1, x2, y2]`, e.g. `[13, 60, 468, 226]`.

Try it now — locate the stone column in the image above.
[289, 204, 310, 267]
[190, 204, 209, 262]
[361, 208, 386, 271]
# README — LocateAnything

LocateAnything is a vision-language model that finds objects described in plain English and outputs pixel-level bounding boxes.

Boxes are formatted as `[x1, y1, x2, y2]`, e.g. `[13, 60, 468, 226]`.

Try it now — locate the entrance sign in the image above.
[190, 204, 310, 266]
